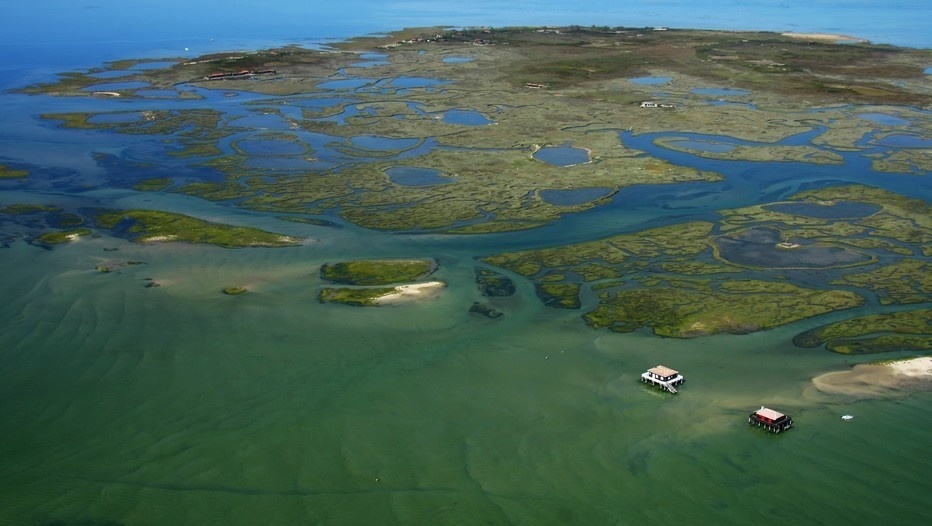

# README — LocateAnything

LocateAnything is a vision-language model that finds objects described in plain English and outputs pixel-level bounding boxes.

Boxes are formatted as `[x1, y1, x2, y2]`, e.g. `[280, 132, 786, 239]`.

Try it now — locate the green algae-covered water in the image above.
[0, 229, 928, 525]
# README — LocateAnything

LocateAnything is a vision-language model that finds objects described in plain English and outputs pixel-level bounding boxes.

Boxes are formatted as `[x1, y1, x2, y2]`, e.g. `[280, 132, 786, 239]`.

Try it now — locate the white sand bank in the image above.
[812, 357, 932, 397]
[374, 281, 445, 305]
[781, 32, 867, 43]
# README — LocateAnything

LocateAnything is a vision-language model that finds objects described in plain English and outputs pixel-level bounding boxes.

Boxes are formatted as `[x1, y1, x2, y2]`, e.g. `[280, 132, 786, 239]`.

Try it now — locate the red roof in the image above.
[754, 407, 785, 420]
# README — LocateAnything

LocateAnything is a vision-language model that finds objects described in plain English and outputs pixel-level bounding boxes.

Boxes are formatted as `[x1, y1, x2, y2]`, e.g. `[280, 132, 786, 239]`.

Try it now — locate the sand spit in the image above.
[781, 32, 868, 43]
[374, 281, 445, 305]
[812, 356, 932, 397]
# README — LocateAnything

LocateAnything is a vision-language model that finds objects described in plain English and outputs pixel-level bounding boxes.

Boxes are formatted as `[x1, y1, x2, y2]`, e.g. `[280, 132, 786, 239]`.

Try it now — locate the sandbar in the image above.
[812, 356, 932, 397]
[374, 281, 445, 305]
[781, 32, 867, 43]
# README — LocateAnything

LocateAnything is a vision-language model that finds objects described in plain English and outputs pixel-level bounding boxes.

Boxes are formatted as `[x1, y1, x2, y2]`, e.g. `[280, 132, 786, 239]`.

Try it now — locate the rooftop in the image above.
[754, 406, 786, 420]
[648, 365, 679, 377]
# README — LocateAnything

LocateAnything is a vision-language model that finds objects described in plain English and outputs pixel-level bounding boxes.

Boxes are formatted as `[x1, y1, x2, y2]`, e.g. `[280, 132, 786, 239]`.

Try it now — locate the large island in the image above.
[9, 26, 931, 345]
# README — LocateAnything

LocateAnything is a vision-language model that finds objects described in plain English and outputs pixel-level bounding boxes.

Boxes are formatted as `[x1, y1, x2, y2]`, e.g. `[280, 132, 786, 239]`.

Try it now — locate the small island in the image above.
[319, 259, 444, 306]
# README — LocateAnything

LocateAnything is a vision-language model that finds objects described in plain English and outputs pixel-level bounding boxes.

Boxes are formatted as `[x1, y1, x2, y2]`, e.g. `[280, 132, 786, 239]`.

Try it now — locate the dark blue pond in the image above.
[765, 201, 882, 218]
[386, 166, 454, 186]
[534, 146, 589, 167]
[540, 187, 613, 206]
[443, 109, 492, 125]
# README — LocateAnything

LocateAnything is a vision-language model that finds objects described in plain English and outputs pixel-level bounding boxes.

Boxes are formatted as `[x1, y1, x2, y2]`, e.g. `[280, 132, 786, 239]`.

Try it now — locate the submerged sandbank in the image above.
[813, 356, 932, 397]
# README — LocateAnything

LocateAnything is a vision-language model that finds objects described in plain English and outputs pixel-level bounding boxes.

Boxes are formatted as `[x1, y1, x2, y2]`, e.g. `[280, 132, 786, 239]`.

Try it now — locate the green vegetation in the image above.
[475, 267, 516, 296]
[535, 282, 582, 309]
[320, 259, 436, 285]
[36, 228, 92, 244]
[794, 309, 932, 353]
[584, 282, 862, 337]
[833, 260, 931, 305]
[319, 286, 397, 306]
[484, 184, 925, 338]
[1, 204, 61, 214]
[222, 287, 248, 295]
[23, 29, 931, 233]
[95, 260, 146, 273]
[134, 178, 173, 191]
[0, 164, 28, 179]
[94, 209, 302, 248]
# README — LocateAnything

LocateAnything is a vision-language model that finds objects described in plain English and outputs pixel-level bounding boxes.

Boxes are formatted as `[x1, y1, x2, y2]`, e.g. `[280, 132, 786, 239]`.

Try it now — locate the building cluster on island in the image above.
[641, 364, 794, 434]
[640, 101, 677, 109]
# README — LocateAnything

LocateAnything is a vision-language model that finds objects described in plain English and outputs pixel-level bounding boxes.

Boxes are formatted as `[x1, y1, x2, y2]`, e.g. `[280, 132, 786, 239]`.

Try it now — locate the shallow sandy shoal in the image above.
[812, 356, 932, 397]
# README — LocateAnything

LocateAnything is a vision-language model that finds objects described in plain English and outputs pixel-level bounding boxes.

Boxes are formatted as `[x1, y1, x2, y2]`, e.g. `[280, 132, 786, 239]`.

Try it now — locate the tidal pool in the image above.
[715, 227, 873, 268]
[629, 76, 671, 85]
[534, 145, 589, 166]
[386, 166, 453, 186]
[351, 53, 389, 67]
[692, 87, 750, 96]
[442, 109, 492, 125]
[765, 201, 882, 219]
[350, 135, 421, 151]
[540, 187, 613, 206]
[859, 113, 910, 126]
[442, 56, 474, 64]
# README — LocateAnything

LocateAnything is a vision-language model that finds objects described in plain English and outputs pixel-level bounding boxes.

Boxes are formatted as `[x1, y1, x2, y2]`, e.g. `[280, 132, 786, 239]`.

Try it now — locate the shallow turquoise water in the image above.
[0, 235, 928, 525]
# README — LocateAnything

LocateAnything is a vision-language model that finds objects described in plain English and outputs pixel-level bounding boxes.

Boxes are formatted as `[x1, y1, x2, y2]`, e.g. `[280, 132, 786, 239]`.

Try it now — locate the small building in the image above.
[749, 406, 794, 433]
[640, 365, 685, 394]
